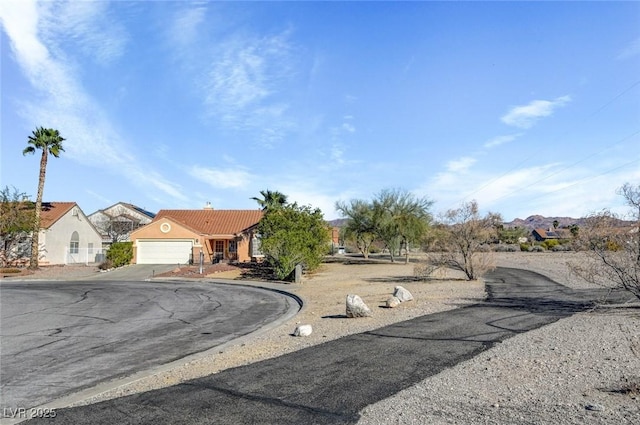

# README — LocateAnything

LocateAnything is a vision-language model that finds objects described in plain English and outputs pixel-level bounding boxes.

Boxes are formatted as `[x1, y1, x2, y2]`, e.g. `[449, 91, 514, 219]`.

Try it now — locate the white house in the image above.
[38, 202, 105, 265]
[88, 202, 155, 248]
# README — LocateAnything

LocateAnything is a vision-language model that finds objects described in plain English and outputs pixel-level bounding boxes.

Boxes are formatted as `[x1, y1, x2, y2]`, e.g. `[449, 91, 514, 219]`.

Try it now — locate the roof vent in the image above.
[204, 202, 213, 210]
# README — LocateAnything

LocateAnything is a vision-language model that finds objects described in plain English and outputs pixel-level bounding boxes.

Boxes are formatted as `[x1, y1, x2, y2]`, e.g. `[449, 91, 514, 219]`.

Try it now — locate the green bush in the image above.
[541, 239, 560, 250]
[106, 242, 133, 268]
[520, 243, 530, 251]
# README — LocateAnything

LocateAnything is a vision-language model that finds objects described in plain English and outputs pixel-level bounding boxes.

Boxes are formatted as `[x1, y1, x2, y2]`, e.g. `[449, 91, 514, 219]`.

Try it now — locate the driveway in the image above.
[0, 279, 299, 414]
[18, 267, 634, 425]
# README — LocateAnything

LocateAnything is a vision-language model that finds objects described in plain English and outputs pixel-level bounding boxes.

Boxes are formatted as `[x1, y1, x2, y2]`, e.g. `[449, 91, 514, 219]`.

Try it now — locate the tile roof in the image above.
[154, 209, 264, 236]
[40, 202, 77, 229]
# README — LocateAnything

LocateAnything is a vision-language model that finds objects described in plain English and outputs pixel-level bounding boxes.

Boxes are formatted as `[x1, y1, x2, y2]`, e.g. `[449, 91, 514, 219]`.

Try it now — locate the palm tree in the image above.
[23, 127, 65, 269]
[251, 189, 288, 211]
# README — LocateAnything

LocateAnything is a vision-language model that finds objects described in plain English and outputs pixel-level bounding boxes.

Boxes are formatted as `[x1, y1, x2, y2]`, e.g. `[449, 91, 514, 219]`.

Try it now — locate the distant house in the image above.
[130, 208, 264, 265]
[532, 228, 560, 242]
[88, 202, 155, 248]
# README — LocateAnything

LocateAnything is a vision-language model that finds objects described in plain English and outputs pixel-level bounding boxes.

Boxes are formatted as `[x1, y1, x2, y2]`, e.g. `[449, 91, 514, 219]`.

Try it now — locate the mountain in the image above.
[505, 215, 583, 231]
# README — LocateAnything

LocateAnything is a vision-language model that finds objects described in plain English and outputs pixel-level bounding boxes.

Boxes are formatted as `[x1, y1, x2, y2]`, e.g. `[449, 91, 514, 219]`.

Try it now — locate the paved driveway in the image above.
[0, 279, 298, 413]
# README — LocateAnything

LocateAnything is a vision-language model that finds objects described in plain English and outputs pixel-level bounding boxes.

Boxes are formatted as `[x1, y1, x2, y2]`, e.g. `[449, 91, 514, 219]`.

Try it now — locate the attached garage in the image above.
[136, 240, 193, 264]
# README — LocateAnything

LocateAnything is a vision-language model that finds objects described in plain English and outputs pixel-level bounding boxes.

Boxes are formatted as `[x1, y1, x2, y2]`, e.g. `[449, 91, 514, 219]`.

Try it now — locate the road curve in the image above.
[0, 280, 298, 413]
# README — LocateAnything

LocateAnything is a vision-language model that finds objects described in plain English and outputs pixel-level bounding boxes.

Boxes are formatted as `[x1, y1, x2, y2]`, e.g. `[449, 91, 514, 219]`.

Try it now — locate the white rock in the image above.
[393, 286, 414, 302]
[293, 324, 313, 337]
[386, 296, 401, 308]
[346, 294, 372, 318]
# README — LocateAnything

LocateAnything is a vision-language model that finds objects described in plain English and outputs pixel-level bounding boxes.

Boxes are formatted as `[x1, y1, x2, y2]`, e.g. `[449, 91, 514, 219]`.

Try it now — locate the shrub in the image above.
[529, 245, 545, 252]
[541, 239, 560, 250]
[106, 242, 133, 268]
[520, 243, 530, 251]
[551, 244, 571, 252]
[98, 259, 114, 270]
[0, 268, 21, 274]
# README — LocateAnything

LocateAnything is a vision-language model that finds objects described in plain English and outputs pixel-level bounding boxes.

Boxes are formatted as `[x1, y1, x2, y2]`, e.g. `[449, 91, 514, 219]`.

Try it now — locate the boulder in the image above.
[293, 324, 313, 337]
[393, 286, 414, 302]
[345, 294, 372, 318]
[385, 296, 401, 308]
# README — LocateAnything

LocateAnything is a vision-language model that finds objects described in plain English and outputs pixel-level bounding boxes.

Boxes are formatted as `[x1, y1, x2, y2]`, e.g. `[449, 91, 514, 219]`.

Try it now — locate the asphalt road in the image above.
[0, 279, 298, 413]
[16, 267, 635, 425]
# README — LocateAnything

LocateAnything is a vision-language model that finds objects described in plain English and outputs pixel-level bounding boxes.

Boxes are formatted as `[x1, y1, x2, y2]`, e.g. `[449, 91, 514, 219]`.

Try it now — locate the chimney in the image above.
[204, 201, 213, 210]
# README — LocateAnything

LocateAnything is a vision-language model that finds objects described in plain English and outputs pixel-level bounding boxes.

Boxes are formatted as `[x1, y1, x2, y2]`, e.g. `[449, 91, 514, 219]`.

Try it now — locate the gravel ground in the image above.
[358, 252, 640, 425]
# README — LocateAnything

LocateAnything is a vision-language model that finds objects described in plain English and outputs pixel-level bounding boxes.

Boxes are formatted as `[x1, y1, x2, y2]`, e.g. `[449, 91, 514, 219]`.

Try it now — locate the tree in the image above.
[257, 202, 330, 281]
[335, 199, 378, 259]
[0, 186, 35, 267]
[22, 127, 65, 269]
[432, 200, 499, 280]
[93, 206, 145, 244]
[571, 183, 640, 300]
[372, 188, 433, 263]
[251, 189, 288, 211]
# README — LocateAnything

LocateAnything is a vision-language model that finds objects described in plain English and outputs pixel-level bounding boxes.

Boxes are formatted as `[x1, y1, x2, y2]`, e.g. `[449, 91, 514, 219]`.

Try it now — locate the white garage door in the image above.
[137, 240, 193, 264]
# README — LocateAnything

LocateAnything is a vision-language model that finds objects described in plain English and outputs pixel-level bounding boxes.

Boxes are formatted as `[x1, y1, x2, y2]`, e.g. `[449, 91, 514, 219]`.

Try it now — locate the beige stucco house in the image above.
[37, 202, 105, 265]
[130, 208, 264, 265]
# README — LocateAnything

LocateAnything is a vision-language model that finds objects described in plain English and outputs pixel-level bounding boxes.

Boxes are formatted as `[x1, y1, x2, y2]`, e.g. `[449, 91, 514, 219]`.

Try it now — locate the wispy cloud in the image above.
[169, 4, 206, 47]
[189, 165, 253, 189]
[446, 157, 476, 173]
[484, 133, 522, 149]
[200, 29, 297, 147]
[501, 95, 571, 129]
[617, 37, 640, 60]
[0, 0, 187, 204]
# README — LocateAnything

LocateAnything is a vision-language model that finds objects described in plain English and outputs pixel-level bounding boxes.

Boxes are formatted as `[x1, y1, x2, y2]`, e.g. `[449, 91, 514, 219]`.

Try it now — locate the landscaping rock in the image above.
[293, 324, 313, 337]
[393, 286, 414, 302]
[386, 296, 401, 308]
[346, 294, 372, 318]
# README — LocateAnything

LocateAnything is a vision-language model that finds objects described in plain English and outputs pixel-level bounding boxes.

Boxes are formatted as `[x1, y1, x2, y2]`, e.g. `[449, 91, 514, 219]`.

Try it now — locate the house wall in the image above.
[40, 209, 104, 265]
[130, 218, 202, 264]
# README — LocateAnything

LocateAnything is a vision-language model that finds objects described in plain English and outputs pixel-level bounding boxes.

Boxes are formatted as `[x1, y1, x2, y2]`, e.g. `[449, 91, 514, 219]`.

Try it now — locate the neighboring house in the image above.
[532, 228, 560, 242]
[34, 202, 104, 265]
[88, 202, 156, 248]
[130, 208, 264, 265]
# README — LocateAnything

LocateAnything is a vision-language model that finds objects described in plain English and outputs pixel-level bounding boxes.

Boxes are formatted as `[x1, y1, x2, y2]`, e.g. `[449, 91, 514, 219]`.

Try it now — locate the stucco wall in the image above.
[131, 218, 202, 263]
[41, 209, 104, 265]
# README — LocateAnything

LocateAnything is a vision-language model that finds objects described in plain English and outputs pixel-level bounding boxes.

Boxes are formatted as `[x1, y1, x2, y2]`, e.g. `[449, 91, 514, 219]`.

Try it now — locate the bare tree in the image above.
[431, 200, 499, 280]
[93, 206, 144, 243]
[571, 183, 640, 300]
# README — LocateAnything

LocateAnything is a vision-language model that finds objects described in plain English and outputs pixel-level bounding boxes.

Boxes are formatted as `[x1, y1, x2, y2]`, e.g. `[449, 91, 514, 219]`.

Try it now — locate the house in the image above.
[130, 208, 264, 265]
[532, 228, 560, 242]
[35, 202, 104, 265]
[88, 202, 155, 248]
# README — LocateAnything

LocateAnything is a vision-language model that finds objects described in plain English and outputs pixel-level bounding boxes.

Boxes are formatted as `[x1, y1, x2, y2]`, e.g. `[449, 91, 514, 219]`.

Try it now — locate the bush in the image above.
[529, 245, 545, 252]
[98, 259, 114, 270]
[520, 243, 530, 251]
[0, 268, 21, 274]
[106, 242, 133, 268]
[551, 244, 572, 252]
[541, 239, 559, 250]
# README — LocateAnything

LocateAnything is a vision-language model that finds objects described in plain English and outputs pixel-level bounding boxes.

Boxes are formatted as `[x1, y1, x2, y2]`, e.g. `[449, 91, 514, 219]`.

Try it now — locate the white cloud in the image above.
[342, 122, 356, 133]
[169, 4, 206, 46]
[1, 0, 188, 205]
[501, 95, 571, 129]
[617, 37, 640, 60]
[189, 165, 253, 189]
[484, 133, 522, 149]
[446, 157, 476, 173]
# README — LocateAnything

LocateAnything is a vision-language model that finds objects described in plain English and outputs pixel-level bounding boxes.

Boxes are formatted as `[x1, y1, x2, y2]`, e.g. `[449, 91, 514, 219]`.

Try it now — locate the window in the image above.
[70, 231, 79, 254]
[215, 240, 224, 253]
[88, 243, 94, 255]
[251, 234, 263, 257]
[228, 240, 237, 253]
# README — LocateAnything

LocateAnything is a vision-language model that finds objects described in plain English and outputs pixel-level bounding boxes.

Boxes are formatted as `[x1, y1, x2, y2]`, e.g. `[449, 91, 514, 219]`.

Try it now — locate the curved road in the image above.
[0, 280, 298, 412]
[16, 267, 636, 425]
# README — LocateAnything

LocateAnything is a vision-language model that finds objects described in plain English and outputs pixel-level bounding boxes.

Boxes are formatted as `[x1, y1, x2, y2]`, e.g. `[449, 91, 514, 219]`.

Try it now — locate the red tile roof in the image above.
[40, 202, 77, 229]
[154, 209, 264, 236]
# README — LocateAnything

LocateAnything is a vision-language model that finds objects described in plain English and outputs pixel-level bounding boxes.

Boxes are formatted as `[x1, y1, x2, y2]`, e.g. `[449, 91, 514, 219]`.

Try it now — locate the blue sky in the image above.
[1, 1, 639, 222]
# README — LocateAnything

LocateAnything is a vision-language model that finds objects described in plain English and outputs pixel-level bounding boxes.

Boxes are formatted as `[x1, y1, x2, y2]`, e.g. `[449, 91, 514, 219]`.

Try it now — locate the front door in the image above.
[214, 240, 224, 263]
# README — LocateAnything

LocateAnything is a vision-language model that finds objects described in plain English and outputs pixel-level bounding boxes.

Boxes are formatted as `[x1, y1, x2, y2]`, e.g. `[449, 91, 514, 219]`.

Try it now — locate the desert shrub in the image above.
[541, 239, 560, 250]
[493, 244, 518, 252]
[106, 242, 133, 268]
[0, 268, 21, 274]
[413, 260, 443, 280]
[520, 243, 531, 251]
[529, 245, 545, 252]
[551, 244, 571, 252]
[98, 259, 114, 270]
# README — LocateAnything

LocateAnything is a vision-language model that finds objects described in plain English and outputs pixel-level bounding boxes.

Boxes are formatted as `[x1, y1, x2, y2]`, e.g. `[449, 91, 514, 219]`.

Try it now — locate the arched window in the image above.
[70, 231, 79, 254]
